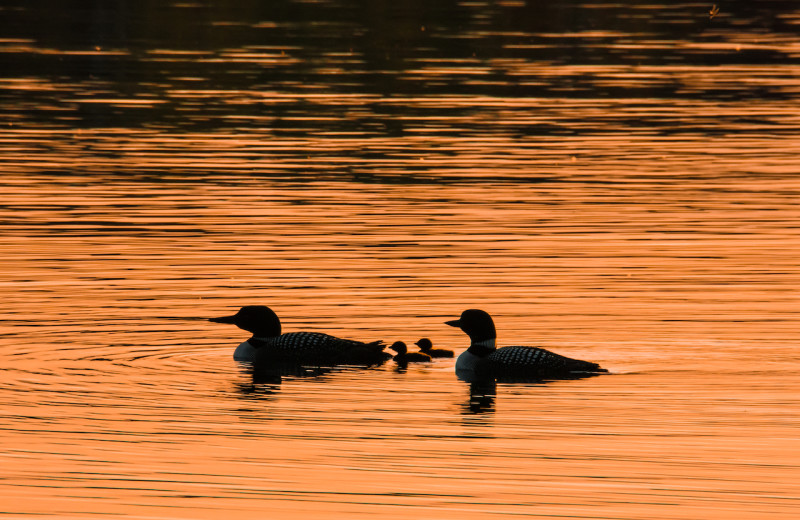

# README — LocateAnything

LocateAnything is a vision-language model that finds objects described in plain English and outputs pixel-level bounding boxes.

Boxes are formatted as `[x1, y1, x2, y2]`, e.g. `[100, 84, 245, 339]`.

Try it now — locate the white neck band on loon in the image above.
[467, 338, 496, 357]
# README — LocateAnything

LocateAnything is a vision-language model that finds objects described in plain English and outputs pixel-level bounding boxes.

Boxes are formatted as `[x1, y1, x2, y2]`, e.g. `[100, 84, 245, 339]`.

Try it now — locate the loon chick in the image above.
[389, 341, 432, 364]
[210, 305, 389, 365]
[446, 309, 607, 379]
[415, 338, 454, 358]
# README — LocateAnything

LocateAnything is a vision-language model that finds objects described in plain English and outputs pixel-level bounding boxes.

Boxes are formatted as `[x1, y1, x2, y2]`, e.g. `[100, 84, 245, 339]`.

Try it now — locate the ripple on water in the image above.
[2, 1, 800, 518]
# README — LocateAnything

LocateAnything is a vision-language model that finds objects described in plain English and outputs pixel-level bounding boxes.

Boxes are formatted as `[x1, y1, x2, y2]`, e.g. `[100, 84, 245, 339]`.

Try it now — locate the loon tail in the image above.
[336, 339, 390, 365]
[570, 360, 607, 373]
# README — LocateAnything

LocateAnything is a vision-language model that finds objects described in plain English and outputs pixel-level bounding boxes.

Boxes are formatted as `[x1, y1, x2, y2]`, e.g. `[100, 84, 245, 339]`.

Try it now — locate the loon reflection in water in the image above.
[234, 359, 386, 397]
[461, 370, 606, 414]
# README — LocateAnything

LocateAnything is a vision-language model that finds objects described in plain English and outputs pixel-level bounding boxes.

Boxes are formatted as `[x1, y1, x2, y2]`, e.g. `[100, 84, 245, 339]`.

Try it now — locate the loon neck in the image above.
[467, 338, 497, 357]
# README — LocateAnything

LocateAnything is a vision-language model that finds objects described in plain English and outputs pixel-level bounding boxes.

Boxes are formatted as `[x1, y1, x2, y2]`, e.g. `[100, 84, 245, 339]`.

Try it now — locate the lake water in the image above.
[1, 1, 798, 518]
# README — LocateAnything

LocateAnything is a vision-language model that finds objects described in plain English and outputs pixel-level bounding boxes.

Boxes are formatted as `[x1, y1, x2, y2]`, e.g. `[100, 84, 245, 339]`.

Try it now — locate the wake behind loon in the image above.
[210, 305, 389, 366]
[446, 309, 607, 380]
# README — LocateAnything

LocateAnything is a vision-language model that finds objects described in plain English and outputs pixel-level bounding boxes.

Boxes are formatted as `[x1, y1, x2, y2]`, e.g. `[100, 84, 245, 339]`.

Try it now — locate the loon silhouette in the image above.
[446, 309, 607, 380]
[389, 341, 432, 364]
[415, 338, 454, 358]
[210, 305, 389, 365]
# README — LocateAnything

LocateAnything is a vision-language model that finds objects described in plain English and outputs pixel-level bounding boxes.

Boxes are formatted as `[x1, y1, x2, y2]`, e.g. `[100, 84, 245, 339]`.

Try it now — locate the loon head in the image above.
[445, 309, 497, 343]
[209, 305, 281, 337]
[415, 338, 433, 352]
[389, 341, 408, 355]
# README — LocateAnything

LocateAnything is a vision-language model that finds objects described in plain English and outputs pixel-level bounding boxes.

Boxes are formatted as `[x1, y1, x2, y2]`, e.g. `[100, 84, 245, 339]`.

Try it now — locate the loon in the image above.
[210, 305, 389, 365]
[389, 341, 432, 364]
[446, 309, 607, 379]
[415, 338, 454, 358]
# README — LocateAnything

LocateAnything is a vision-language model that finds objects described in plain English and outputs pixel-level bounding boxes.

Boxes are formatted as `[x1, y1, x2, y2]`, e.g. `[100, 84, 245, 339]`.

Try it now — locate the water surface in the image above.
[1, 1, 799, 518]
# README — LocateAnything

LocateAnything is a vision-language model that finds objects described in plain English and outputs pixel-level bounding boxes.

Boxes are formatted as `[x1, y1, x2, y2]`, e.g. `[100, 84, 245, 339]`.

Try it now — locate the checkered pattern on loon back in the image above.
[253, 332, 385, 363]
[487, 346, 605, 373]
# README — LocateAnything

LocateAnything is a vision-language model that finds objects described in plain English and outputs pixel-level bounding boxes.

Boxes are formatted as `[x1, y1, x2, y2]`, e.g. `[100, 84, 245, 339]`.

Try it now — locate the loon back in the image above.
[455, 345, 606, 381]
[251, 332, 388, 365]
[487, 346, 606, 374]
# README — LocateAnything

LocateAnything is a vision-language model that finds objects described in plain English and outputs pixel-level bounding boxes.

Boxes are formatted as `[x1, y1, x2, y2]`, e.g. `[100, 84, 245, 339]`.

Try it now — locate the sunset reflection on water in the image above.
[1, 1, 799, 519]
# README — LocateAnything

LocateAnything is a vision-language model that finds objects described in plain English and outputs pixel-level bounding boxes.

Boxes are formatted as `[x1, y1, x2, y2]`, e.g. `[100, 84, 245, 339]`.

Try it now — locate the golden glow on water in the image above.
[2, 168, 798, 517]
[2, 2, 800, 519]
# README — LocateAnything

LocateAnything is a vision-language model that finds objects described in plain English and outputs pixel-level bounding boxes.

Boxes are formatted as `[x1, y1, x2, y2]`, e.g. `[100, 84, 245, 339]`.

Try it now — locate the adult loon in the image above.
[446, 309, 607, 379]
[415, 338, 454, 358]
[210, 305, 389, 365]
[388, 341, 432, 364]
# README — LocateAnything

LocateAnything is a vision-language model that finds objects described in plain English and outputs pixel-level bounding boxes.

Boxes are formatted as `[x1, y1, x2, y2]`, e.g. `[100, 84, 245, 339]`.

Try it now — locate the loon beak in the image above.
[209, 314, 238, 324]
[445, 319, 461, 328]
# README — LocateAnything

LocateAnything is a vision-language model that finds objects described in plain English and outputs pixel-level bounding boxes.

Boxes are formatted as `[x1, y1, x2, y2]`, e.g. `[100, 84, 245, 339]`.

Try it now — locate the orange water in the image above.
[1, 2, 799, 519]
